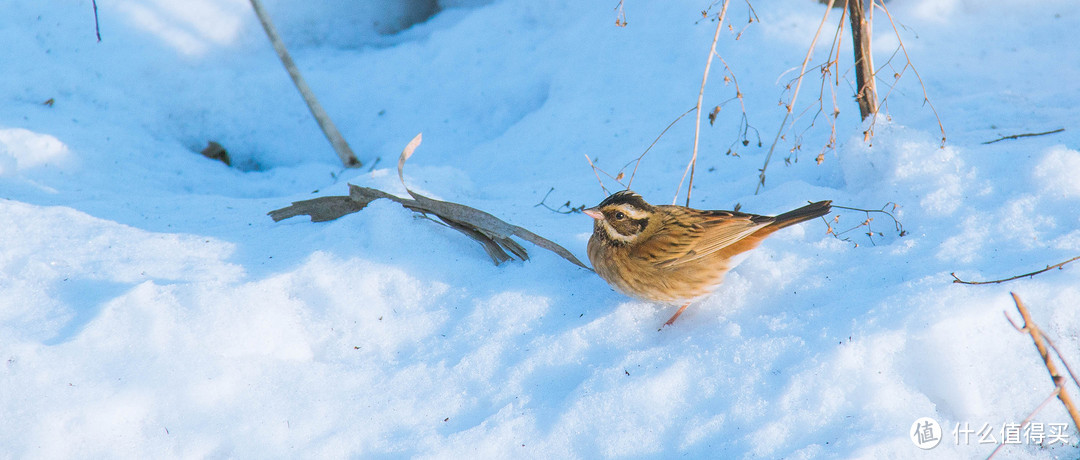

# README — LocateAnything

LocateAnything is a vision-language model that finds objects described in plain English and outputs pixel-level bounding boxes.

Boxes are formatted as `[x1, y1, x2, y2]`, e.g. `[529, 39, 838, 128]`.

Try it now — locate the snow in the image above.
[2, 0, 1079, 457]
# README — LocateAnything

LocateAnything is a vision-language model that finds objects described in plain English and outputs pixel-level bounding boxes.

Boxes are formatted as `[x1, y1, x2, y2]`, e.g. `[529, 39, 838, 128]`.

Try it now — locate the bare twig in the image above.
[248, 0, 361, 168]
[756, 0, 836, 195]
[951, 256, 1080, 285]
[535, 188, 585, 214]
[92, 0, 102, 42]
[676, 0, 731, 206]
[825, 202, 905, 247]
[1005, 293, 1080, 431]
[986, 388, 1063, 459]
[626, 107, 696, 189]
[584, 154, 612, 195]
[983, 128, 1065, 145]
[613, 0, 628, 27]
[872, 1, 945, 146]
[848, 0, 877, 120]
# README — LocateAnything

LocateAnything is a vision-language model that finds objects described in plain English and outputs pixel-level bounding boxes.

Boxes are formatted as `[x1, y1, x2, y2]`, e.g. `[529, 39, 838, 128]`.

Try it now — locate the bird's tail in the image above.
[770, 200, 832, 229]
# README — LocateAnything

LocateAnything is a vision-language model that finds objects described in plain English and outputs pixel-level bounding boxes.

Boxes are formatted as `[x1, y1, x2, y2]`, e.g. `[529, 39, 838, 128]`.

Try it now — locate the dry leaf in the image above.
[201, 141, 231, 166]
[270, 133, 591, 270]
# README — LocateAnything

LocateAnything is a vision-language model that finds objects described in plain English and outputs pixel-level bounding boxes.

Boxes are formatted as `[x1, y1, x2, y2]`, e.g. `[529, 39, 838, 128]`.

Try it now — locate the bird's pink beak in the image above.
[583, 208, 603, 220]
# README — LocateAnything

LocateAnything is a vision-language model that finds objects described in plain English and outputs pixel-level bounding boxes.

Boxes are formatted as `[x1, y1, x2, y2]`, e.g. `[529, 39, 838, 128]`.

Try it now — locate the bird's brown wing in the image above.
[631, 208, 774, 269]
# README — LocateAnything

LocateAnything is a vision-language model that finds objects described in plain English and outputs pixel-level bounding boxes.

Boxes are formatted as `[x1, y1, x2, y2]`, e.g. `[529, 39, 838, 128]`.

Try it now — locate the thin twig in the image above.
[986, 388, 1062, 460]
[92, 0, 102, 42]
[584, 153, 611, 195]
[613, 0, 628, 27]
[248, 0, 361, 168]
[676, 0, 731, 206]
[825, 203, 905, 247]
[983, 128, 1065, 145]
[1045, 335, 1080, 394]
[951, 256, 1080, 285]
[534, 187, 585, 214]
[873, 1, 945, 146]
[1007, 293, 1080, 431]
[756, 0, 835, 195]
[626, 107, 696, 189]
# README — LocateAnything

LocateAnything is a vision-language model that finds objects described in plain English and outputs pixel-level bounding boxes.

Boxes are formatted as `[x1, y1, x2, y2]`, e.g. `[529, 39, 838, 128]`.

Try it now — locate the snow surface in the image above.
[3, 0, 1080, 458]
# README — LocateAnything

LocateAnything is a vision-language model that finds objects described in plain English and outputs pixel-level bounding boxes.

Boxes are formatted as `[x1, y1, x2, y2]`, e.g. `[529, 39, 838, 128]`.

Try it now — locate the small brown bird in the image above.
[584, 190, 831, 326]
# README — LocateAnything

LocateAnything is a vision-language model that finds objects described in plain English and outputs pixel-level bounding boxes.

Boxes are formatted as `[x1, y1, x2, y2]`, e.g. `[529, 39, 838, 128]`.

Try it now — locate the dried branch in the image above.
[848, 0, 877, 120]
[1005, 293, 1080, 431]
[983, 128, 1065, 145]
[675, 0, 731, 206]
[535, 187, 585, 214]
[583, 153, 612, 195]
[756, 0, 836, 195]
[825, 202, 905, 247]
[986, 387, 1065, 459]
[871, 1, 945, 147]
[248, 0, 361, 168]
[270, 134, 590, 270]
[613, 0, 628, 27]
[951, 256, 1080, 285]
[92, 0, 102, 42]
[625, 106, 696, 190]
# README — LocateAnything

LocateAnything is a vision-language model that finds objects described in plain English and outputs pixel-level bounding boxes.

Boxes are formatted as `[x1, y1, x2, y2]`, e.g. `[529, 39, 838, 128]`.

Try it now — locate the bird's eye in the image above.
[614, 211, 626, 220]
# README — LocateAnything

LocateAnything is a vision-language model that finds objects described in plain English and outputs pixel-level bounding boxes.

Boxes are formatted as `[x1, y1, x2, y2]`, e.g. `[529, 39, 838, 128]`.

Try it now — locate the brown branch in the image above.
[625, 107, 696, 190]
[848, 0, 876, 120]
[1006, 293, 1080, 431]
[951, 256, 1080, 285]
[987, 387, 1063, 459]
[756, 0, 836, 195]
[249, 0, 361, 168]
[613, 0, 628, 27]
[676, 0, 731, 206]
[583, 153, 613, 195]
[92, 0, 102, 42]
[873, 1, 945, 147]
[982, 128, 1065, 145]
[825, 202, 905, 247]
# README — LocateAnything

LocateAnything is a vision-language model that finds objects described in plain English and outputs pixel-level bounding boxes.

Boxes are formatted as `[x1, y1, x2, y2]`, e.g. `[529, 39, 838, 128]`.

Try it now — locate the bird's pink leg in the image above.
[663, 303, 691, 326]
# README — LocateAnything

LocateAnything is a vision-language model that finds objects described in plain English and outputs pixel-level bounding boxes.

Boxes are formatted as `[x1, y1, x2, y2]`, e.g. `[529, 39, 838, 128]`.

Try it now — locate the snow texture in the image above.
[2, 0, 1079, 458]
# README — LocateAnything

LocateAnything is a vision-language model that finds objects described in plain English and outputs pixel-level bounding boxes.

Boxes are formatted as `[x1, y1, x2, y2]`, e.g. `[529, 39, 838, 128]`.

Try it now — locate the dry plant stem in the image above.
[1007, 292, 1080, 430]
[583, 154, 611, 195]
[848, 0, 877, 120]
[872, 1, 945, 146]
[675, 0, 731, 206]
[92, 0, 102, 42]
[951, 255, 1080, 285]
[986, 388, 1063, 460]
[756, 0, 836, 195]
[983, 128, 1065, 145]
[249, 0, 361, 168]
[626, 107, 696, 190]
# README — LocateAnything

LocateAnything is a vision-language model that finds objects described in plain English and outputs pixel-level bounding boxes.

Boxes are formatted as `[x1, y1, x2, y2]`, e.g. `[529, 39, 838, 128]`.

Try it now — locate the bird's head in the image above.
[584, 190, 656, 244]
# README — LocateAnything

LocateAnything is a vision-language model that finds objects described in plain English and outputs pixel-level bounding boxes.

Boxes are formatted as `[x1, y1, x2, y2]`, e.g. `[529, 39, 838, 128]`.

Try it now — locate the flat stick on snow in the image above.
[950, 256, 1080, 285]
[1004, 293, 1080, 431]
[248, 0, 361, 168]
[982, 128, 1065, 145]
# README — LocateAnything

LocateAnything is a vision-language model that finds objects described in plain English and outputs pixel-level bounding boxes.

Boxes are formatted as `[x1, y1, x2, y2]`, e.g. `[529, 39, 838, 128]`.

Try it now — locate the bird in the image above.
[583, 190, 831, 326]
